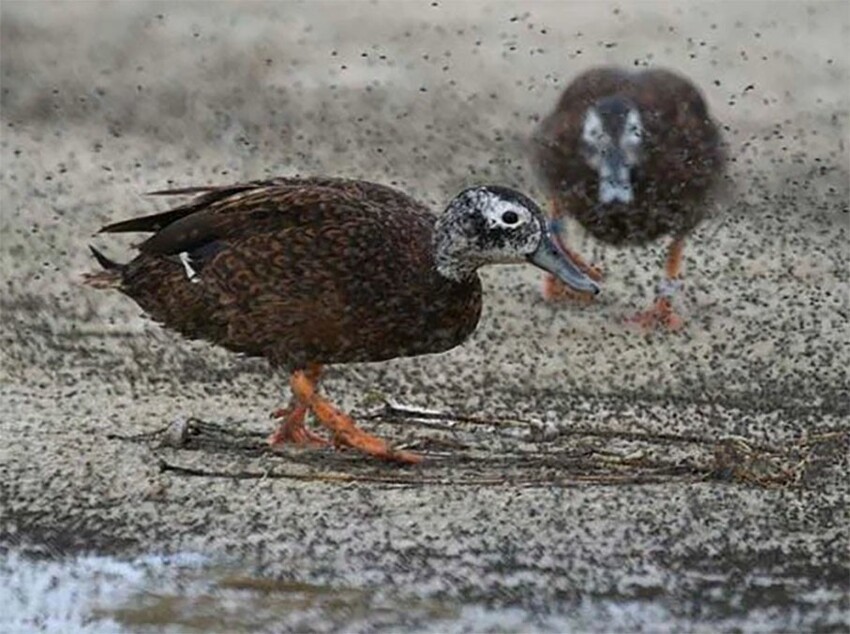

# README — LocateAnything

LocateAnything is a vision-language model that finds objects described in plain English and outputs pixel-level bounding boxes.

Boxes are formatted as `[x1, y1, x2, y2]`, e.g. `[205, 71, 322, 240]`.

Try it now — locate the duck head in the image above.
[580, 96, 644, 205]
[434, 185, 600, 294]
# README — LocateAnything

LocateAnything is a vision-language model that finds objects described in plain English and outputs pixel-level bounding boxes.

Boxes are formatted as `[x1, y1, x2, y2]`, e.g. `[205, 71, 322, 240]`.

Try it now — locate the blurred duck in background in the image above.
[531, 67, 725, 330]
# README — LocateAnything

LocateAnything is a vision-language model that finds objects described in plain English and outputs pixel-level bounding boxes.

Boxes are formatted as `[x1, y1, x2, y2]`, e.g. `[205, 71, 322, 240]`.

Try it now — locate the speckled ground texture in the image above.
[1, 1, 848, 632]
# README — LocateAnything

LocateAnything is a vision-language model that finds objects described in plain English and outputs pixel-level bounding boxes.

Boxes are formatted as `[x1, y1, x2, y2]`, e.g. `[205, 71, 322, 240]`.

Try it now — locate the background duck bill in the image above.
[598, 177, 634, 204]
[597, 152, 634, 204]
[528, 234, 601, 295]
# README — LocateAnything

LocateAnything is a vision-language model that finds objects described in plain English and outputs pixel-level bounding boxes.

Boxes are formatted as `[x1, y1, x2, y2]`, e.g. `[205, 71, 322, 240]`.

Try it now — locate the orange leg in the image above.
[267, 364, 329, 448]
[542, 200, 603, 302]
[627, 238, 685, 331]
[290, 370, 422, 465]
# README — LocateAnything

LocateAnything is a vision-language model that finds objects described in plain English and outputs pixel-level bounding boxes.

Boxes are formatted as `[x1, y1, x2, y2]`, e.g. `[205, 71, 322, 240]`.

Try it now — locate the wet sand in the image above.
[1, 1, 848, 631]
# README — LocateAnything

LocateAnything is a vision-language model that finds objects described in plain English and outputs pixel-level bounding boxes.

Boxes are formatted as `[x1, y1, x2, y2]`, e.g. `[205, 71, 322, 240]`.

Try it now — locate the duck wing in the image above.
[98, 177, 430, 259]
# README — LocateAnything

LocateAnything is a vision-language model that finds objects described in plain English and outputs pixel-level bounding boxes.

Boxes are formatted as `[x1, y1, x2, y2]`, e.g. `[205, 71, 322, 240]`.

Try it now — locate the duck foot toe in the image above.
[332, 427, 423, 465]
[267, 406, 329, 448]
[625, 298, 684, 332]
[291, 372, 422, 465]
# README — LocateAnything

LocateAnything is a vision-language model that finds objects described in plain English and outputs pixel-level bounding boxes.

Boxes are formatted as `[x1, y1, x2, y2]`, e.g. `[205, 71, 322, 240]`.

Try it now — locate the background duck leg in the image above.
[268, 363, 329, 447]
[628, 237, 685, 331]
[290, 370, 423, 465]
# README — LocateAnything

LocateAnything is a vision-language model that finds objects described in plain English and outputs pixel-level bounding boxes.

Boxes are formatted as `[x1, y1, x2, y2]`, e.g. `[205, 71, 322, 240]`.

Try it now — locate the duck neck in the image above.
[435, 251, 479, 283]
[433, 214, 480, 283]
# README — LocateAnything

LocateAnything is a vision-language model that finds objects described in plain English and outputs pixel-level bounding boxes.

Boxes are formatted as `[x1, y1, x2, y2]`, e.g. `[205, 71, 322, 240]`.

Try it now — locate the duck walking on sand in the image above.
[85, 177, 599, 464]
[531, 67, 725, 329]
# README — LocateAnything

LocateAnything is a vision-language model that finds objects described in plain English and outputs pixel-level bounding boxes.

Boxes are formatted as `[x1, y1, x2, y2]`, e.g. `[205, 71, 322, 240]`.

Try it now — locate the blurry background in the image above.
[1, 1, 848, 632]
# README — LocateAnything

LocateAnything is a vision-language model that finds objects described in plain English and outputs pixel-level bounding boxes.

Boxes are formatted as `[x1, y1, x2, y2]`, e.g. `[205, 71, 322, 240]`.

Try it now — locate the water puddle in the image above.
[1, 549, 846, 632]
[0, 551, 537, 633]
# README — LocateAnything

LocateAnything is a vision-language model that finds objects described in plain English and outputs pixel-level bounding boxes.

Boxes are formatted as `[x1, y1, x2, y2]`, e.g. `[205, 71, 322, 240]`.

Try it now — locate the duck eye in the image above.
[501, 210, 520, 225]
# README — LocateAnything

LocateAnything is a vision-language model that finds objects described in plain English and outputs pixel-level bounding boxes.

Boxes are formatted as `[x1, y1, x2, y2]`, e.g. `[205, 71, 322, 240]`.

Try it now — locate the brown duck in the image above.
[85, 177, 599, 464]
[531, 67, 725, 329]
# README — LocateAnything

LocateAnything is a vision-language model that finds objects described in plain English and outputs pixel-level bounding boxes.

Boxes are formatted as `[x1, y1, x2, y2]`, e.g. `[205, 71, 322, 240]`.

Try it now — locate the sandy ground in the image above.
[1, 1, 848, 631]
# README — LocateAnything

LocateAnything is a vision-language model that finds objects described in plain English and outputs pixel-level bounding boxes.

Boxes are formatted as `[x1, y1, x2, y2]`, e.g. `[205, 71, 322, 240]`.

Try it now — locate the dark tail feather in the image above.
[100, 181, 263, 235]
[145, 185, 228, 196]
[145, 181, 261, 198]
[99, 186, 246, 234]
[83, 246, 123, 289]
[89, 245, 119, 269]
[99, 207, 197, 234]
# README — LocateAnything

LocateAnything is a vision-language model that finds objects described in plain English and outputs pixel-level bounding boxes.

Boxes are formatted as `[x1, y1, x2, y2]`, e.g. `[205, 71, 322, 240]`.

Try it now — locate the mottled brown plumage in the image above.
[85, 176, 598, 463]
[101, 178, 482, 368]
[531, 67, 725, 328]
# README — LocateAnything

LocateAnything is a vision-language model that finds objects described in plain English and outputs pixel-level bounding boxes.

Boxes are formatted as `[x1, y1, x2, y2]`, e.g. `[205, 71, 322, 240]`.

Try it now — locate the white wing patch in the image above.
[620, 109, 644, 148]
[582, 108, 607, 145]
[178, 252, 200, 284]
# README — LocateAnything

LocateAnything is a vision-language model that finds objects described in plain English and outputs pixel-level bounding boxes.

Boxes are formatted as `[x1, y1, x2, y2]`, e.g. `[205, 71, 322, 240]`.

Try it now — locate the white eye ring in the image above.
[621, 110, 644, 146]
[582, 109, 605, 144]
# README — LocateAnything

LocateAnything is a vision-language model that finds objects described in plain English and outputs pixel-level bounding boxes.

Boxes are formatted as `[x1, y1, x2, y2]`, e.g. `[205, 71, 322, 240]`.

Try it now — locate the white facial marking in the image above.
[582, 108, 609, 170]
[620, 108, 643, 165]
[178, 252, 200, 283]
[434, 188, 545, 281]
[582, 108, 606, 144]
[480, 195, 532, 230]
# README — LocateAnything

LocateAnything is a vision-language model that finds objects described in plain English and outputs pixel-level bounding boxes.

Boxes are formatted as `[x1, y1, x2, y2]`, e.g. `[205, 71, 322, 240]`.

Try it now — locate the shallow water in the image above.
[2, 549, 846, 633]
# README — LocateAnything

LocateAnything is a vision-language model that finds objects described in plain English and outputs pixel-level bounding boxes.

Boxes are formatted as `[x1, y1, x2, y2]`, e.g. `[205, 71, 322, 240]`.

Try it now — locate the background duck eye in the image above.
[501, 210, 520, 225]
